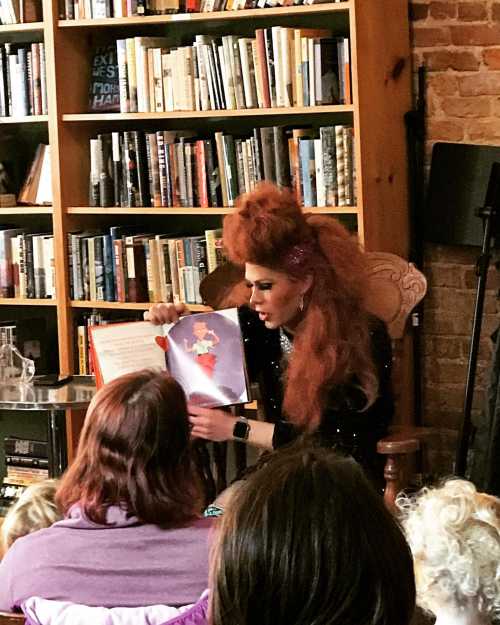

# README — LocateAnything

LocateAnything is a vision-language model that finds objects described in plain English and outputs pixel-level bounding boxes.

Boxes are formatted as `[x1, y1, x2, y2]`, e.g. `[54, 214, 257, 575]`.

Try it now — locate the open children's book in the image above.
[89, 308, 250, 408]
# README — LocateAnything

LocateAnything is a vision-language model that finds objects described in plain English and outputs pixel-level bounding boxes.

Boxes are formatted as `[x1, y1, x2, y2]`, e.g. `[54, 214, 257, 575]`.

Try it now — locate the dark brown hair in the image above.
[57, 370, 201, 526]
[223, 182, 377, 430]
[211, 445, 415, 625]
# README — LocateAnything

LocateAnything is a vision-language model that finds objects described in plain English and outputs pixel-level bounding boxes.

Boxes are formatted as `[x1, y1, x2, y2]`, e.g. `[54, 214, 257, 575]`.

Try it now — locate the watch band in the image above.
[233, 416, 250, 441]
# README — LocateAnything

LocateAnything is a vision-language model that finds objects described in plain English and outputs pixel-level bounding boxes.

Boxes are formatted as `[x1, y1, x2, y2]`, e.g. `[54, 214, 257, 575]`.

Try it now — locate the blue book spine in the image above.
[103, 234, 115, 301]
[299, 140, 313, 207]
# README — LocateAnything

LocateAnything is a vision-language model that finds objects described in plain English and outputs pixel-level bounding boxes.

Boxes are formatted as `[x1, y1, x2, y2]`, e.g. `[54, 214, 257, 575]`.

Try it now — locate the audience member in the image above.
[211, 444, 415, 625]
[1, 479, 61, 552]
[398, 479, 500, 625]
[0, 370, 212, 612]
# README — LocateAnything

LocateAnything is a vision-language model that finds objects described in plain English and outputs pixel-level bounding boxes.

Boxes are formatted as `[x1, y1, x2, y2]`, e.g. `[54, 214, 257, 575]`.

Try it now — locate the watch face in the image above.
[233, 419, 249, 440]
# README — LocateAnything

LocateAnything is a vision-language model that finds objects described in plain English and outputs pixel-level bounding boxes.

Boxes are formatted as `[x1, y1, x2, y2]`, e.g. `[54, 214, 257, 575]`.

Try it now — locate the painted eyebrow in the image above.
[245, 279, 274, 285]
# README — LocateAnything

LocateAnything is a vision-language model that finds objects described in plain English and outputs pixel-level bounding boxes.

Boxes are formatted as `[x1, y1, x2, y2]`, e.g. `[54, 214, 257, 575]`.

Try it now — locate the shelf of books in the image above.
[59, 3, 350, 27]
[0, 0, 411, 473]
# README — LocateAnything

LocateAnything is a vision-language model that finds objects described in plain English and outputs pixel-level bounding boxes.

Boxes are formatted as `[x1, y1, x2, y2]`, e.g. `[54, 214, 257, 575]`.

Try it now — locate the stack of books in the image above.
[3, 436, 49, 487]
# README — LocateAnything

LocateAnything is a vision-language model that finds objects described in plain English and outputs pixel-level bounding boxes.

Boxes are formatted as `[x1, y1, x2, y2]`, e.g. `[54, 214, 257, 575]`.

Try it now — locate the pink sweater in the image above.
[0, 505, 213, 611]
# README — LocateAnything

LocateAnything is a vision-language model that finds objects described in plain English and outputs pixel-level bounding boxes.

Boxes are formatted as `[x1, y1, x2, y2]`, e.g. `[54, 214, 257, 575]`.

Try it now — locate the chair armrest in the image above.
[377, 432, 419, 455]
[377, 433, 420, 512]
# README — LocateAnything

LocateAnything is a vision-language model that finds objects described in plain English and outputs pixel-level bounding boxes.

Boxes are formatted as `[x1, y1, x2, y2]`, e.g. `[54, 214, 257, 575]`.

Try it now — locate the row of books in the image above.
[0, 228, 55, 299]
[68, 226, 224, 303]
[89, 124, 355, 209]
[115, 30, 349, 114]
[0, 43, 48, 118]
[63, 0, 345, 21]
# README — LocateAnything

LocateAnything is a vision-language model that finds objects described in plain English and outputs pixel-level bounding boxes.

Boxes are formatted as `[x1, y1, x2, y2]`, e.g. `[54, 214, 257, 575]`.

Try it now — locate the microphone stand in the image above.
[455, 163, 500, 477]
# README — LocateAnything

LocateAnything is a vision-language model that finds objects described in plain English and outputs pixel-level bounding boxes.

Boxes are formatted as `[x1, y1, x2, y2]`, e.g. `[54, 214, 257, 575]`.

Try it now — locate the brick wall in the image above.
[410, 1, 500, 475]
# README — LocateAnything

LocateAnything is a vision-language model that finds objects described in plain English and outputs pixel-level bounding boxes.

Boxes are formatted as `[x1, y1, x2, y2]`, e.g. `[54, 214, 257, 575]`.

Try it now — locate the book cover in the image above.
[88, 44, 120, 113]
[90, 308, 250, 408]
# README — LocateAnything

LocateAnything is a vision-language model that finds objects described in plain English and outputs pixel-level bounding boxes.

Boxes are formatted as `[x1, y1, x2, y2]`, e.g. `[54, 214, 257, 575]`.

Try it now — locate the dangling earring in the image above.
[298, 294, 304, 312]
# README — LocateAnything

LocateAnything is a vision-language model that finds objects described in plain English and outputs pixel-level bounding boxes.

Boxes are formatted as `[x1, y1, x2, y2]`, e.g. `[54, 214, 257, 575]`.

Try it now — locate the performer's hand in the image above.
[188, 404, 236, 442]
[144, 303, 189, 325]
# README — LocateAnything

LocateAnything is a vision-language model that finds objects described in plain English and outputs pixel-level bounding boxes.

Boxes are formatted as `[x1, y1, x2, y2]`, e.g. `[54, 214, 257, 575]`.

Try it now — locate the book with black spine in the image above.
[132, 130, 150, 207]
[97, 133, 114, 208]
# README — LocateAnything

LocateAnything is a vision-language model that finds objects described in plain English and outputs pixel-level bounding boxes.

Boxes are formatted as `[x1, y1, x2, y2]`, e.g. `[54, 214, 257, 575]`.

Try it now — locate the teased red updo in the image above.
[223, 183, 378, 430]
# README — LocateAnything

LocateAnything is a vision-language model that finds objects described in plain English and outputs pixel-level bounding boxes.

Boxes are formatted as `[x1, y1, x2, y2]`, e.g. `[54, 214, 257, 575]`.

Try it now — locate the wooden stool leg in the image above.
[383, 453, 404, 512]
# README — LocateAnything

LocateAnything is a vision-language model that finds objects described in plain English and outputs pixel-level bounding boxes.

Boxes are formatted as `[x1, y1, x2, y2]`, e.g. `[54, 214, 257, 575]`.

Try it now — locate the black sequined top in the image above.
[238, 306, 394, 480]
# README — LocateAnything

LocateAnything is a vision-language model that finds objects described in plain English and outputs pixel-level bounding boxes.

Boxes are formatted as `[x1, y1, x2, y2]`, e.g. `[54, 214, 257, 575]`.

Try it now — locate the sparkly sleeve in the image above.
[272, 420, 299, 448]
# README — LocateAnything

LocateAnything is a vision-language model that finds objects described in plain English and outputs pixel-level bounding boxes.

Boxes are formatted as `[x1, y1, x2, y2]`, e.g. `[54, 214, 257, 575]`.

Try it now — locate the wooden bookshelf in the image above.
[2, 0, 411, 460]
[67, 206, 359, 215]
[0, 115, 48, 124]
[0, 21, 44, 33]
[58, 3, 350, 28]
[0, 298, 56, 306]
[63, 105, 354, 122]
[70, 300, 211, 311]
[0, 206, 53, 214]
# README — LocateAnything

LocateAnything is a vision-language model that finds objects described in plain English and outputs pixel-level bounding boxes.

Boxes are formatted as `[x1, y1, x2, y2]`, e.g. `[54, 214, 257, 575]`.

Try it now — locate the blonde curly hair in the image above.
[1, 479, 61, 550]
[397, 479, 500, 620]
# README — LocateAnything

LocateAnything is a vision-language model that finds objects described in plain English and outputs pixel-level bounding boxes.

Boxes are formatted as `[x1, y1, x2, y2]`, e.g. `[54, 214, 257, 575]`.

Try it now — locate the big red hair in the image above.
[223, 182, 377, 430]
[57, 370, 202, 526]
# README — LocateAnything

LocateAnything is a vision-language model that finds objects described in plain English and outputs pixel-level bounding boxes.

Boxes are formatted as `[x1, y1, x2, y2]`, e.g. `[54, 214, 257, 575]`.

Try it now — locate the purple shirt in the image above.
[0, 505, 213, 611]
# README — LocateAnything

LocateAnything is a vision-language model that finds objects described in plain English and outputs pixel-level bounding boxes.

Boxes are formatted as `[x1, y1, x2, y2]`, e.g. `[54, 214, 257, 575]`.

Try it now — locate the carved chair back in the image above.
[364, 252, 428, 510]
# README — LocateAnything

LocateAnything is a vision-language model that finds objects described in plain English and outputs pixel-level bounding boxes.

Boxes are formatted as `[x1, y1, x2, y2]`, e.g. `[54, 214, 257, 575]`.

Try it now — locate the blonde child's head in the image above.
[1, 479, 61, 550]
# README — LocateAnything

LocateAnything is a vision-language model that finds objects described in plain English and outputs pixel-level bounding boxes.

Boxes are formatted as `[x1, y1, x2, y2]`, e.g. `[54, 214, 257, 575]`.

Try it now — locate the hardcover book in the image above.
[90, 308, 250, 408]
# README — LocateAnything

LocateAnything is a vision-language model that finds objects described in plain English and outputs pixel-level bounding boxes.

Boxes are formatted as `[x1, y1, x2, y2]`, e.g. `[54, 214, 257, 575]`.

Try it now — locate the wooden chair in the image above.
[200, 253, 429, 510]
[0, 613, 25, 624]
[363, 252, 428, 510]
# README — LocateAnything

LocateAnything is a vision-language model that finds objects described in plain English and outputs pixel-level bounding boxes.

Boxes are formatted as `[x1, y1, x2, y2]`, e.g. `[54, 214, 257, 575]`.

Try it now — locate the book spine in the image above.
[39, 43, 47, 115]
[125, 238, 148, 302]
[4, 437, 49, 458]
[148, 132, 161, 207]
[102, 234, 115, 302]
[111, 132, 122, 207]
[123, 130, 139, 207]
[5, 455, 49, 469]
[132, 130, 149, 207]
[156, 130, 168, 206]
[116, 39, 129, 113]
[25, 234, 35, 298]
[320, 125, 337, 206]
[94, 236, 105, 300]
[113, 238, 126, 302]
[18, 234, 27, 298]
[26, 49, 34, 115]
[0, 231, 14, 297]
[77, 325, 88, 374]
[335, 125, 346, 206]
[97, 134, 113, 207]
[31, 42, 41, 115]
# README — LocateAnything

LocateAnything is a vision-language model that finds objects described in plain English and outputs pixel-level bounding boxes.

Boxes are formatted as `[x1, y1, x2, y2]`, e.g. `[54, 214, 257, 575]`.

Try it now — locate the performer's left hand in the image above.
[188, 404, 235, 442]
